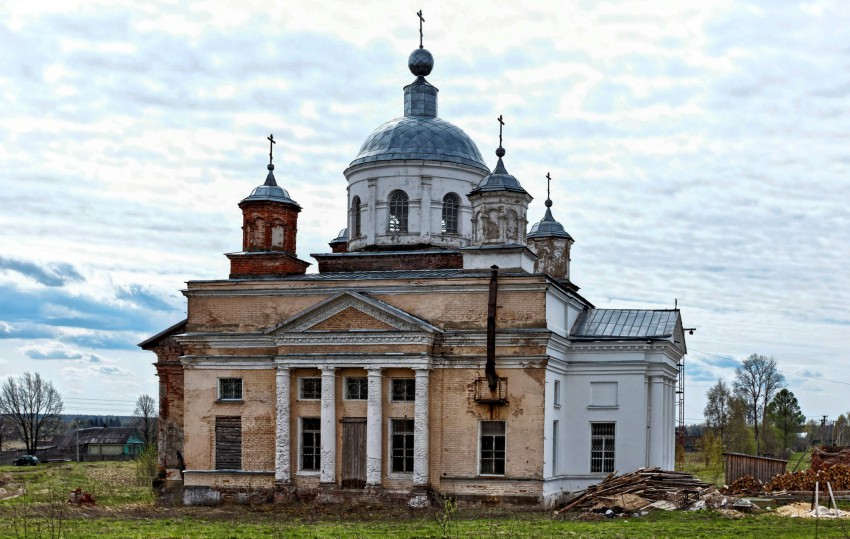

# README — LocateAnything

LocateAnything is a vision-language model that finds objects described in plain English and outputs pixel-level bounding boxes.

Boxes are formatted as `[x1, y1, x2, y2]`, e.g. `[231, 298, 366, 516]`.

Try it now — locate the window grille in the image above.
[346, 377, 368, 400]
[219, 378, 242, 401]
[441, 193, 460, 233]
[391, 379, 416, 402]
[391, 419, 415, 473]
[388, 190, 409, 233]
[301, 417, 321, 471]
[480, 421, 506, 475]
[591, 422, 615, 473]
[300, 378, 322, 400]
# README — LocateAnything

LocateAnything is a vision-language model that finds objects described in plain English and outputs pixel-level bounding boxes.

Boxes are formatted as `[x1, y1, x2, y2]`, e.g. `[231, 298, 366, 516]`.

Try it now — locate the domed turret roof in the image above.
[240, 164, 299, 206]
[528, 199, 572, 239]
[348, 48, 489, 174]
[470, 147, 528, 195]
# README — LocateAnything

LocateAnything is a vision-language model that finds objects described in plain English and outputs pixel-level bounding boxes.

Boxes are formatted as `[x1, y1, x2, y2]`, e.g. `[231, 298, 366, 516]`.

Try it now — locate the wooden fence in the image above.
[724, 452, 788, 485]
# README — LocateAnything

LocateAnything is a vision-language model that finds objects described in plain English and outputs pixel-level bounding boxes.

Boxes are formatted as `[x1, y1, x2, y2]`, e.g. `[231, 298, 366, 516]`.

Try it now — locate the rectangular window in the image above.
[591, 423, 615, 473]
[215, 416, 241, 469]
[391, 379, 416, 402]
[301, 417, 321, 471]
[218, 378, 243, 401]
[479, 421, 506, 475]
[553, 379, 561, 407]
[391, 419, 415, 473]
[300, 377, 322, 400]
[346, 377, 368, 400]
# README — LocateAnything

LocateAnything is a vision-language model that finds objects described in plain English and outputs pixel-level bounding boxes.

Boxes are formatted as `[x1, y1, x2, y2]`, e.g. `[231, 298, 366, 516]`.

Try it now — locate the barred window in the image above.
[218, 378, 242, 401]
[301, 417, 321, 471]
[441, 193, 460, 233]
[300, 378, 321, 400]
[391, 379, 416, 402]
[391, 419, 415, 473]
[480, 421, 506, 475]
[346, 377, 368, 400]
[388, 190, 409, 233]
[591, 423, 615, 473]
[352, 196, 362, 237]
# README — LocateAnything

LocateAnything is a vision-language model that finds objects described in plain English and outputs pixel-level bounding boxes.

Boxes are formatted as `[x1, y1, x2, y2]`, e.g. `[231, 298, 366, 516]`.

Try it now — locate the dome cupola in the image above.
[526, 173, 574, 282]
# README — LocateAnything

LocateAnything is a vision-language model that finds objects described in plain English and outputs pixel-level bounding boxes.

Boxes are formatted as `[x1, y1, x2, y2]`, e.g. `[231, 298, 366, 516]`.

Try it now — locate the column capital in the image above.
[321, 366, 336, 374]
[276, 365, 290, 374]
[367, 367, 384, 376]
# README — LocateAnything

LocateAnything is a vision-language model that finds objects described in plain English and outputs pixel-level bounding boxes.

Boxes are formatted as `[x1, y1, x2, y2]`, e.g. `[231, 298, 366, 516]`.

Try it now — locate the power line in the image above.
[689, 347, 850, 387]
[64, 397, 137, 403]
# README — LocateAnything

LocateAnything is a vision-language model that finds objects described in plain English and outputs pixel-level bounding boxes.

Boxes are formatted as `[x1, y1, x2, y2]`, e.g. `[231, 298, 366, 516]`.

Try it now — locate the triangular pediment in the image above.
[266, 291, 442, 335]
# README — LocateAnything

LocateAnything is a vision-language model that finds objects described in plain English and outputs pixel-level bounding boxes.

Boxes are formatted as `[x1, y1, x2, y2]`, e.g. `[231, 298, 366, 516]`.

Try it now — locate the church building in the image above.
[140, 29, 686, 508]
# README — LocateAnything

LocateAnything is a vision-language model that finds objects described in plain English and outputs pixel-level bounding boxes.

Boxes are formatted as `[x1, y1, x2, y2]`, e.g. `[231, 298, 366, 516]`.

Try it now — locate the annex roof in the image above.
[571, 309, 681, 340]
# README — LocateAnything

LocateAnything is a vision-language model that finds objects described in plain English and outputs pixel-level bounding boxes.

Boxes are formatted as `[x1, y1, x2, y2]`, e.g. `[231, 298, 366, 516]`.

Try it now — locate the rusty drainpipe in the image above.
[486, 265, 499, 391]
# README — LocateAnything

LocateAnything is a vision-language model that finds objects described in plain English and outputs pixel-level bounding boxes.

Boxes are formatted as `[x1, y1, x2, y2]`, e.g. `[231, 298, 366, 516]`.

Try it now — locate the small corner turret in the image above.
[526, 172, 574, 283]
[226, 134, 311, 279]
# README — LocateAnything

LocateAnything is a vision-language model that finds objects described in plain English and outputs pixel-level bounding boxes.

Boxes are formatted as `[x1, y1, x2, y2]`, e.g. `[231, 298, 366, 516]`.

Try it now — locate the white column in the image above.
[420, 176, 432, 240]
[320, 367, 336, 484]
[367, 178, 377, 244]
[666, 378, 675, 470]
[649, 376, 665, 468]
[413, 368, 430, 487]
[275, 367, 291, 483]
[366, 368, 383, 486]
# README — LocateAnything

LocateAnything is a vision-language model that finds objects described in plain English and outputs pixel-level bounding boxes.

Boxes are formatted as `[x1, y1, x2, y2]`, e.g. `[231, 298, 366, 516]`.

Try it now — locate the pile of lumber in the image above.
[558, 468, 712, 513]
[723, 474, 763, 495]
[766, 465, 850, 492]
[813, 446, 850, 471]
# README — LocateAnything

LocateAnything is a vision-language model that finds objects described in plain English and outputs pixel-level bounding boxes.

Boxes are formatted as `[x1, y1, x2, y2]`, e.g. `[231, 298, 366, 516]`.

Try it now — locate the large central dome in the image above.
[350, 115, 489, 172]
[347, 49, 488, 173]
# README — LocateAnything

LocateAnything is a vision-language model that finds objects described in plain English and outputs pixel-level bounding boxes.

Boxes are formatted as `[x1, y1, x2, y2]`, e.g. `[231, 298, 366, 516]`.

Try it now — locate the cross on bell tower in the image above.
[417, 10, 425, 48]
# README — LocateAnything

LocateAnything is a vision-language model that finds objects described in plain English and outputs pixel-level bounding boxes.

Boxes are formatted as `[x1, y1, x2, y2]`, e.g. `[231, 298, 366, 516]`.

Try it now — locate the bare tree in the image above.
[132, 394, 157, 448]
[0, 372, 64, 454]
[732, 354, 785, 455]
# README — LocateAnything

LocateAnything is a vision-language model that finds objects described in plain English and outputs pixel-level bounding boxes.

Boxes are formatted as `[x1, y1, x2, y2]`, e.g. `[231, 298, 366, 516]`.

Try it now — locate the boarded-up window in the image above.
[391, 419, 414, 473]
[591, 422, 615, 473]
[590, 382, 618, 407]
[215, 416, 241, 470]
[301, 417, 321, 471]
[480, 421, 506, 475]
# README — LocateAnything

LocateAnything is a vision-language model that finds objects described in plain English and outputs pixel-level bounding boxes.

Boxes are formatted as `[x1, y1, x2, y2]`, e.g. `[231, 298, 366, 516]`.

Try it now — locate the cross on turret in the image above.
[267, 134, 276, 165]
[497, 115, 505, 147]
[417, 10, 425, 49]
[546, 172, 551, 200]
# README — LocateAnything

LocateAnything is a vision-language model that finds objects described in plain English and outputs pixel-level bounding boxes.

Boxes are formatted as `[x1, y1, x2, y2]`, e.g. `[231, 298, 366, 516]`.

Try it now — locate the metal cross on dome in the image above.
[546, 172, 552, 199]
[417, 10, 425, 49]
[267, 134, 276, 165]
[497, 115, 505, 147]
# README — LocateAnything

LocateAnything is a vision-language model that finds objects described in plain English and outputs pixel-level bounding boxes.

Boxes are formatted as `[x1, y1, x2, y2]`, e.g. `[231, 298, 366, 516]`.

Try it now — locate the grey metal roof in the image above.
[254, 268, 529, 281]
[470, 147, 528, 194]
[350, 115, 488, 172]
[571, 309, 680, 339]
[330, 228, 347, 243]
[528, 201, 572, 239]
[77, 427, 139, 445]
[240, 164, 300, 206]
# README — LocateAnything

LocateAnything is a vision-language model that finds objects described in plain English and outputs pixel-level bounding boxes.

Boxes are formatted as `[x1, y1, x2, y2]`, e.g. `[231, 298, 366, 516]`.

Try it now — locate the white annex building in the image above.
[141, 26, 686, 508]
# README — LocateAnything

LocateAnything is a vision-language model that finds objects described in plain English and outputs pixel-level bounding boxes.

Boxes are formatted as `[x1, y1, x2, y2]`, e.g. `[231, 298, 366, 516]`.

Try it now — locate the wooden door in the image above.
[341, 418, 367, 489]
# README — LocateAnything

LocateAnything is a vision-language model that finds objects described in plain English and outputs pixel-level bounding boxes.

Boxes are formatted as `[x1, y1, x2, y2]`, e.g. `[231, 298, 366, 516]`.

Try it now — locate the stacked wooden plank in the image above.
[557, 468, 712, 513]
[812, 447, 850, 472]
[766, 465, 850, 492]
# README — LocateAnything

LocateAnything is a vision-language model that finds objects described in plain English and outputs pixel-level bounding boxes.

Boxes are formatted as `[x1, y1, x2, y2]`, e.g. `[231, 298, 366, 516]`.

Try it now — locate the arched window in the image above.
[352, 196, 362, 238]
[441, 193, 460, 233]
[388, 190, 409, 233]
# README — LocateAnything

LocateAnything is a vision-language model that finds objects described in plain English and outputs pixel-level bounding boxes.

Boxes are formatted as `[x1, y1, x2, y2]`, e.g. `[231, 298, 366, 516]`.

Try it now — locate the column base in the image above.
[273, 482, 295, 504]
[317, 483, 342, 504]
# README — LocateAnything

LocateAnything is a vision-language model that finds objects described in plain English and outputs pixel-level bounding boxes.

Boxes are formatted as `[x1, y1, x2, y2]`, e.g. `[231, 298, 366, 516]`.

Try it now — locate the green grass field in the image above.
[1, 460, 846, 539]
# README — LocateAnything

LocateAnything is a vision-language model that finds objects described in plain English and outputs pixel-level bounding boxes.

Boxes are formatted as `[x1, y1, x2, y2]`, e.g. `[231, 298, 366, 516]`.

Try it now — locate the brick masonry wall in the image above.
[310, 307, 395, 331]
[227, 252, 309, 279]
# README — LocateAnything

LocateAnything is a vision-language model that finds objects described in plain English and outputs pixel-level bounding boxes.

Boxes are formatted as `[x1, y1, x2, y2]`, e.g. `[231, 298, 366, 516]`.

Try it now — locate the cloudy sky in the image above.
[1, 0, 848, 422]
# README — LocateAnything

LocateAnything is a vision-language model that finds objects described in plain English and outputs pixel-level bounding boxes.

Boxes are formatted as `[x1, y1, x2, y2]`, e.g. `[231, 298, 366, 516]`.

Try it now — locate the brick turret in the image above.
[226, 140, 310, 278]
